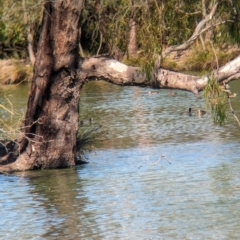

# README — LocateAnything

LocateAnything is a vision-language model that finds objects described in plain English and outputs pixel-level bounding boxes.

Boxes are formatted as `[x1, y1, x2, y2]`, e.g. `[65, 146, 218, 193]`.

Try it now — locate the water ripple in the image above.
[0, 81, 240, 239]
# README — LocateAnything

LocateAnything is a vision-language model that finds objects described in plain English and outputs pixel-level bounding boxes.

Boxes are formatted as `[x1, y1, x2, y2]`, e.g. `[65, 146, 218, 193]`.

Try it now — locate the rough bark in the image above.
[0, 0, 84, 172]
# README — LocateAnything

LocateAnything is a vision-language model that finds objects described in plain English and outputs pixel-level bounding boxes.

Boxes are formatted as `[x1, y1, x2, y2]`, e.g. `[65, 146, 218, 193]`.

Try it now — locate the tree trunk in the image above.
[0, 0, 84, 172]
[128, 18, 138, 58]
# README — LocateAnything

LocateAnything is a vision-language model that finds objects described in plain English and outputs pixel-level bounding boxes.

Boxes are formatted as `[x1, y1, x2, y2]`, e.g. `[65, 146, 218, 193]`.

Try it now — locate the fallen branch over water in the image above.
[80, 55, 240, 94]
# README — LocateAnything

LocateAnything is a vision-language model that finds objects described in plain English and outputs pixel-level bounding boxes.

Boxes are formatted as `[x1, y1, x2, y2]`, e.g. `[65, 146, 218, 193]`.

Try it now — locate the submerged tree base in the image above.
[0, 139, 88, 173]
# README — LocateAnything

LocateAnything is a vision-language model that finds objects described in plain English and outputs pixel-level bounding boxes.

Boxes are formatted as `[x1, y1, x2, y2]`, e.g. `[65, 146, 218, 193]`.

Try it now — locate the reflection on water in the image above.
[0, 80, 240, 239]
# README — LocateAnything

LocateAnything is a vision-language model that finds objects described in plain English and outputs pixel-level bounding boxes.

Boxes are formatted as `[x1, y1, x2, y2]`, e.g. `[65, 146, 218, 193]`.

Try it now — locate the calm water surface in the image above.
[0, 81, 240, 239]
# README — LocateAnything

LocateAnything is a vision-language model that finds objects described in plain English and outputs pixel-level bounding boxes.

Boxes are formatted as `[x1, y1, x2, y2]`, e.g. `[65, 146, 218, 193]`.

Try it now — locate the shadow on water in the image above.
[20, 168, 102, 239]
[207, 160, 240, 239]
[0, 167, 108, 239]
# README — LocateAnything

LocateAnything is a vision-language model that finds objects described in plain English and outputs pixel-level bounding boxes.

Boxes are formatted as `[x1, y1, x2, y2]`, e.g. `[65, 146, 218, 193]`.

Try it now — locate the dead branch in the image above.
[162, 3, 218, 59]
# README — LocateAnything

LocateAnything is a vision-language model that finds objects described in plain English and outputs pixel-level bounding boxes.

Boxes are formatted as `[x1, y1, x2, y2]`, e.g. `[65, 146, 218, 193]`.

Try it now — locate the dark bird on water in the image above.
[180, 108, 192, 116]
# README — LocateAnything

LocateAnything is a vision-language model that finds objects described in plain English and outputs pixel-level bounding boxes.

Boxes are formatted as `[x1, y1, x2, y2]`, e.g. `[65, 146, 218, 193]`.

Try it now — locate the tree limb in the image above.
[80, 54, 240, 94]
[162, 3, 218, 59]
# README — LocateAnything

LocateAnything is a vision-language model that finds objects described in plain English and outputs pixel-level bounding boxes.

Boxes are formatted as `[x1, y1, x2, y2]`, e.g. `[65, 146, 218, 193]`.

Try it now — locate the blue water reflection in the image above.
[0, 80, 240, 239]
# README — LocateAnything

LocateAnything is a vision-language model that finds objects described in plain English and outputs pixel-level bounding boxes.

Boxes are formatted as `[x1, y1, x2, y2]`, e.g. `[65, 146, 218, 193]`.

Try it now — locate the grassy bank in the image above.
[0, 59, 33, 86]
[162, 44, 240, 72]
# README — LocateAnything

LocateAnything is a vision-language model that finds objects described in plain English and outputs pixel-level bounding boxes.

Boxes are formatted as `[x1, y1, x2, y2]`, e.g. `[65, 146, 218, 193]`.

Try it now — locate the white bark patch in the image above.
[109, 61, 128, 72]
[219, 56, 240, 73]
[197, 76, 208, 85]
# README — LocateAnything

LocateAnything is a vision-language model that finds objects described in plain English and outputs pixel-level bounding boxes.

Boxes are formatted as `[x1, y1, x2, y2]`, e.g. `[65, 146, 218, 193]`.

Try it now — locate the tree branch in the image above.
[80, 54, 240, 94]
[162, 3, 218, 58]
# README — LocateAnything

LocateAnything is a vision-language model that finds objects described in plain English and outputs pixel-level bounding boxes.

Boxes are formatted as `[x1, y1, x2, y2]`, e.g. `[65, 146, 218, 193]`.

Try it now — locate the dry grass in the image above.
[161, 58, 178, 70]
[0, 94, 25, 141]
[162, 44, 240, 72]
[0, 59, 33, 85]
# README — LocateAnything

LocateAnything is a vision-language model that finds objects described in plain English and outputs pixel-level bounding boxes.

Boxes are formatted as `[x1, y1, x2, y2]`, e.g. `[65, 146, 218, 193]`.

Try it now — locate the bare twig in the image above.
[227, 97, 240, 127]
[224, 83, 240, 127]
[96, 32, 103, 56]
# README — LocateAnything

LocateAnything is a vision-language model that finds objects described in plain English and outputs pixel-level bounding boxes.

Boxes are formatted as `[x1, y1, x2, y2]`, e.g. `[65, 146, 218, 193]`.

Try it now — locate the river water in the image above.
[0, 81, 240, 239]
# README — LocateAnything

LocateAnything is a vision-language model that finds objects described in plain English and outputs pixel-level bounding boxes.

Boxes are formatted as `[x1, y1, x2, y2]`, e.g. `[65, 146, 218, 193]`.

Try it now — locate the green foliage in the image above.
[0, 0, 239, 70]
[76, 123, 105, 162]
[0, 94, 24, 140]
[181, 44, 240, 71]
[215, 0, 240, 45]
[81, 0, 200, 63]
[162, 0, 200, 45]
[0, 0, 41, 58]
[203, 77, 228, 125]
[124, 53, 159, 81]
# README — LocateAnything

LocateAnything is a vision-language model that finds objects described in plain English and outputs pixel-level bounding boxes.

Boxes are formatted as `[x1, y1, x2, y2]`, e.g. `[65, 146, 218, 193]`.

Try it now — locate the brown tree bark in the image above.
[128, 18, 138, 58]
[0, 0, 84, 172]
